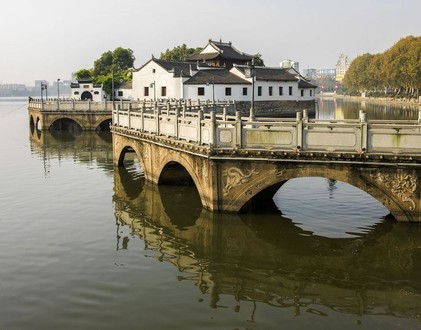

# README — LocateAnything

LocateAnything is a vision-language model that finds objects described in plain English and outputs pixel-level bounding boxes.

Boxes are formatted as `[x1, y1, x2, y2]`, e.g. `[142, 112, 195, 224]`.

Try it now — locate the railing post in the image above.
[127, 108, 131, 129]
[303, 109, 308, 123]
[296, 111, 303, 151]
[116, 107, 119, 127]
[222, 106, 227, 127]
[156, 105, 161, 135]
[198, 107, 204, 144]
[175, 106, 180, 139]
[140, 102, 145, 131]
[235, 110, 242, 148]
[418, 109, 421, 124]
[210, 110, 216, 147]
[359, 110, 367, 153]
[182, 103, 187, 117]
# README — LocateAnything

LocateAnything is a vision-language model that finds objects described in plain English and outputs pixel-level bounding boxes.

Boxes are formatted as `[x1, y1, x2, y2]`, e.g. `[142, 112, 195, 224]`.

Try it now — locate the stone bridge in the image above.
[109, 102, 421, 221]
[28, 99, 118, 131]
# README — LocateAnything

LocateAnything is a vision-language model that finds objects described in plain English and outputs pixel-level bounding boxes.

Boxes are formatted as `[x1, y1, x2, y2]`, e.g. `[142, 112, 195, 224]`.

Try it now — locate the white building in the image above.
[70, 78, 105, 101]
[130, 57, 316, 102]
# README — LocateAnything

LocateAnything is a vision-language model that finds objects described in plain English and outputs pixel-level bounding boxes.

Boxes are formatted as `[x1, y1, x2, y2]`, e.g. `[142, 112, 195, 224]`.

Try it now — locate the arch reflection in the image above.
[113, 168, 421, 323]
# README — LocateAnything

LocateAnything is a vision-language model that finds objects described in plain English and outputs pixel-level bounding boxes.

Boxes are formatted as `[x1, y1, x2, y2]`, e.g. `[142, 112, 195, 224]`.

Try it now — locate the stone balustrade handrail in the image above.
[27, 99, 235, 113]
[112, 106, 421, 156]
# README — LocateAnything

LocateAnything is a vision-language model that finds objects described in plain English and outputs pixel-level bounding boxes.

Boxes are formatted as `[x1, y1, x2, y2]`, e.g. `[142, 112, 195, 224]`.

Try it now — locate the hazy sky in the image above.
[1, 0, 419, 85]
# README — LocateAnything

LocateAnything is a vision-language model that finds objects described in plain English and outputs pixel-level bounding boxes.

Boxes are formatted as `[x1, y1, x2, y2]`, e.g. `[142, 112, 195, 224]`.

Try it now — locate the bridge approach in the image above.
[108, 101, 421, 221]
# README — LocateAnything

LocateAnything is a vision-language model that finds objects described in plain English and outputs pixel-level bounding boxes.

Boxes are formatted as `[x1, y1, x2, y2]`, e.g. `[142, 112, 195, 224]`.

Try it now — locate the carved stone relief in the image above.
[223, 167, 259, 196]
[371, 172, 417, 211]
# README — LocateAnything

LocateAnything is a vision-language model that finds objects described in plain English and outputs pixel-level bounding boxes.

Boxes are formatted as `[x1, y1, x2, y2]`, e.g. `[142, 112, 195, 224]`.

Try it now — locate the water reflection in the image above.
[29, 127, 114, 174]
[113, 167, 421, 323]
[317, 97, 420, 120]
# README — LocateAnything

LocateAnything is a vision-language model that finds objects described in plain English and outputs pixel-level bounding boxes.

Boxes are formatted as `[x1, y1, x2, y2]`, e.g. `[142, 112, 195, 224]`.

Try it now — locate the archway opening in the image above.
[81, 91, 93, 100]
[96, 119, 112, 132]
[270, 177, 393, 238]
[36, 117, 42, 131]
[158, 162, 195, 186]
[50, 118, 83, 132]
[119, 146, 144, 179]
[158, 162, 201, 228]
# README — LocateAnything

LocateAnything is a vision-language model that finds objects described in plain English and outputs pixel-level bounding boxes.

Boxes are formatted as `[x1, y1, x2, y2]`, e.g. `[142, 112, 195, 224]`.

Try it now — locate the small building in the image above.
[115, 81, 134, 100]
[186, 39, 256, 70]
[70, 78, 104, 101]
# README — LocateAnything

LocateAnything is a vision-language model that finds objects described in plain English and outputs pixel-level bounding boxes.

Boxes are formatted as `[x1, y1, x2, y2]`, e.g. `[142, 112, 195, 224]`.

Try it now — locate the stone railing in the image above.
[113, 106, 421, 155]
[27, 99, 235, 113]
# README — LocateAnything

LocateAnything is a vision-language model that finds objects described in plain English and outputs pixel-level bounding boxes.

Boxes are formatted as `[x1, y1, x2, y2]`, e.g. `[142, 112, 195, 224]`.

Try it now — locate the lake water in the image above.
[0, 97, 420, 329]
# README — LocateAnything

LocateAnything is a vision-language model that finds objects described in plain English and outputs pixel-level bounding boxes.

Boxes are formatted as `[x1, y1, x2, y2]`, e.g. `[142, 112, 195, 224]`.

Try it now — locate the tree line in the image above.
[343, 36, 420, 99]
[75, 47, 135, 95]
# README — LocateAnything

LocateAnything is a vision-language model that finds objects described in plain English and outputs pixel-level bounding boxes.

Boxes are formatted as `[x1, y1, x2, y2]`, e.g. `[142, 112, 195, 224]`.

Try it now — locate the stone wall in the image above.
[234, 100, 316, 118]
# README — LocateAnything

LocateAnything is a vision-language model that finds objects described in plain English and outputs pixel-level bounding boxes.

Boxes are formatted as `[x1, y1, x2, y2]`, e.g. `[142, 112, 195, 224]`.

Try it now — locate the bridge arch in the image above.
[96, 119, 112, 131]
[156, 153, 210, 209]
[49, 117, 83, 131]
[228, 164, 416, 222]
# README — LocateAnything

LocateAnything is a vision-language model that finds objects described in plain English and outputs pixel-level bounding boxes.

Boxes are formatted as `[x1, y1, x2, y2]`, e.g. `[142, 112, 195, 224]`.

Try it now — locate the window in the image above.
[74, 91, 79, 95]
[161, 86, 166, 97]
[94, 91, 99, 95]
[301, 90, 304, 97]
[279, 86, 283, 95]
[310, 90, 313, 97]
[83, 85, 90, 89]
[144, 87, 149, 96]
[243, 87, 248, 96]
[269, 86, 273, 96]
[258, 86, 262, 96]
[225, 87, 231, 96]
[118, 91, 123, 97]
[289, 86, 293, 95]
[152, 68, 156, 73]
[198, 87, 205, 96]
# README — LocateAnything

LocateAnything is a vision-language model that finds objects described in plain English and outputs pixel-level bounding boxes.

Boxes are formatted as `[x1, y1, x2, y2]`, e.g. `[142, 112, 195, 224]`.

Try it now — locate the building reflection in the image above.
[113, 166, 421, 323]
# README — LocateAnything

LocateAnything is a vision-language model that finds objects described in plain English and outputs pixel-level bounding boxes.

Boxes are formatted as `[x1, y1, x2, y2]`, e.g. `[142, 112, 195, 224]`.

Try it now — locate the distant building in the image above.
[335, 54, 351, 82]
[280, 59, 299, 72]
[303, 68, 336, 80]
[70, 78, 104, 101]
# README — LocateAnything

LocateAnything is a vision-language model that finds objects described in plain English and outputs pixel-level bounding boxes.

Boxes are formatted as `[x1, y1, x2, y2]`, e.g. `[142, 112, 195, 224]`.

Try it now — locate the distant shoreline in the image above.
[317, 94, 421, 107]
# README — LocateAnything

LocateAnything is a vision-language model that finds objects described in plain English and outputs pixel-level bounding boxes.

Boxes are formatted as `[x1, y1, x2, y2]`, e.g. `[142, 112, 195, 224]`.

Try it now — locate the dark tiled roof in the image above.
[184, 69, 250, 85]
[235, 66, 298, 82]
[134, 58, 198, 77]
[186, 40, 255, 62]
[187, 52, 219, 61]
[118, 81, 132, 89]
[77, 78, 93, 84]
[154, 58, 198, 77]
[298, 79, 317, 88]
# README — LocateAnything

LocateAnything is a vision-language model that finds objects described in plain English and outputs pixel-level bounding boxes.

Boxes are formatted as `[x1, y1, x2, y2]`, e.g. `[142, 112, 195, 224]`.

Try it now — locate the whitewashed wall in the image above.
[132, 61, 186, 100]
